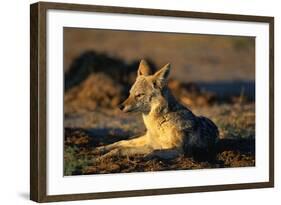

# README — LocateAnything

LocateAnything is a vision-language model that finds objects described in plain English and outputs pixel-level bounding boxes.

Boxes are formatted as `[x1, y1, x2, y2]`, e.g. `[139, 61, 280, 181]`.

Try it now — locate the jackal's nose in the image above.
[118, 104, 125, 110]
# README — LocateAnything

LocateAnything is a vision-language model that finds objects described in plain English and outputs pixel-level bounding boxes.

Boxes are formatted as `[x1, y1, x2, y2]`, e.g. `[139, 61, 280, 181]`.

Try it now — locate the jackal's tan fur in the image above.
[95, 60, 219, 160]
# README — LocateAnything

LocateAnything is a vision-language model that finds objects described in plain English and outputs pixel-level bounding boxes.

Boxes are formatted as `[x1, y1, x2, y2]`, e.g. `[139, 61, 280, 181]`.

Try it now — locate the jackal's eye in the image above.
[135, 93, 144, 98]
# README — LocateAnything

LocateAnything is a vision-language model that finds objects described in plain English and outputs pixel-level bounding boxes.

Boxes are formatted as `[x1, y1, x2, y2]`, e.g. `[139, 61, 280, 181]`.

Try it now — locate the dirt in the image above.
[64, 103, 255, 176]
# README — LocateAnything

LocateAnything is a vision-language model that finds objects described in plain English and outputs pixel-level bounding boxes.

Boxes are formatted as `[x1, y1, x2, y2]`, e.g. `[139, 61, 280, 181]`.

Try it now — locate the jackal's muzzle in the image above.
[119, 96, 137, 113]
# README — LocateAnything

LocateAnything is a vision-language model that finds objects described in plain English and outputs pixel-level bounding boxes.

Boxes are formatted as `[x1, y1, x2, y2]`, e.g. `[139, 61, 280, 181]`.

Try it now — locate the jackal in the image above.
[95, 60, 219, 160]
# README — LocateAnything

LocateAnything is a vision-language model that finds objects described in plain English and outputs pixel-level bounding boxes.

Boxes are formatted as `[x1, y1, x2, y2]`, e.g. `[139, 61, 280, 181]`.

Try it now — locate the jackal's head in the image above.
[119, 60, 170, 114]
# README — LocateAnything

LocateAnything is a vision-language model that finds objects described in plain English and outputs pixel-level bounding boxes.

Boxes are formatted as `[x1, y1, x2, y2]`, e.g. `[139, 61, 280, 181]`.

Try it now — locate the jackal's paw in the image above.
[93, 145, 109, 155]
[94, 148, 121, 162]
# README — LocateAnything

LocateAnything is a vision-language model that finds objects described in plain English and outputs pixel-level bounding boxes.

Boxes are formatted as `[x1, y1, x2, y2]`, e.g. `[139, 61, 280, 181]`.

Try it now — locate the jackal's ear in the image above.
[153, 63, 170, 88]
[138, 59, 152, 76]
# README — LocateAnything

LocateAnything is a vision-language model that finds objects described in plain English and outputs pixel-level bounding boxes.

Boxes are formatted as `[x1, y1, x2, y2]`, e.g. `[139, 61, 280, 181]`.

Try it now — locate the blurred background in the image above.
[64, 28, 255, 111]
[64, 28, 255, 82]
[63, 28, 255, 175]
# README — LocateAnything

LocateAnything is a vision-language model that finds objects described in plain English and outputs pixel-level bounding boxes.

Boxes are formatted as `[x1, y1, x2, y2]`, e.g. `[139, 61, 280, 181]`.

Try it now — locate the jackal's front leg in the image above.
[96, 145, 153, 162]
[94, 134, 151, 156]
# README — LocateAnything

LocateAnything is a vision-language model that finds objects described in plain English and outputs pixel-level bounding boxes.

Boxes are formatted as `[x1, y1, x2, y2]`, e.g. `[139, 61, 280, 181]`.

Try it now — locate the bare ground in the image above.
[64, 103, 255, 175]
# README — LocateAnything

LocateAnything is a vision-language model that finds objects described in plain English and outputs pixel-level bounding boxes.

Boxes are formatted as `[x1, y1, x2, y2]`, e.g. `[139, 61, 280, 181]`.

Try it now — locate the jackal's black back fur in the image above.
[184, 115, 219, 161]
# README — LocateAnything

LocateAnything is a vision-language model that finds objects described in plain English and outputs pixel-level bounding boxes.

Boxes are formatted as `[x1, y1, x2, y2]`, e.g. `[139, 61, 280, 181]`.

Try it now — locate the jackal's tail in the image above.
[197, 116, 219, 144]
[185, 116, 219, 161]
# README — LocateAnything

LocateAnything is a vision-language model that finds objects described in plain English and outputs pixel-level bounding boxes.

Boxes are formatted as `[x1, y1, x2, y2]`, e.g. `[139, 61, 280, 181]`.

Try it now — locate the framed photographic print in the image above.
[30, 1, 274, 202]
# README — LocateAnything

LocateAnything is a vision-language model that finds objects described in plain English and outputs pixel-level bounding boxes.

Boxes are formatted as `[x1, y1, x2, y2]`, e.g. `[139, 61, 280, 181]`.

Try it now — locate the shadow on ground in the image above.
[64, 127, 255, 175]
